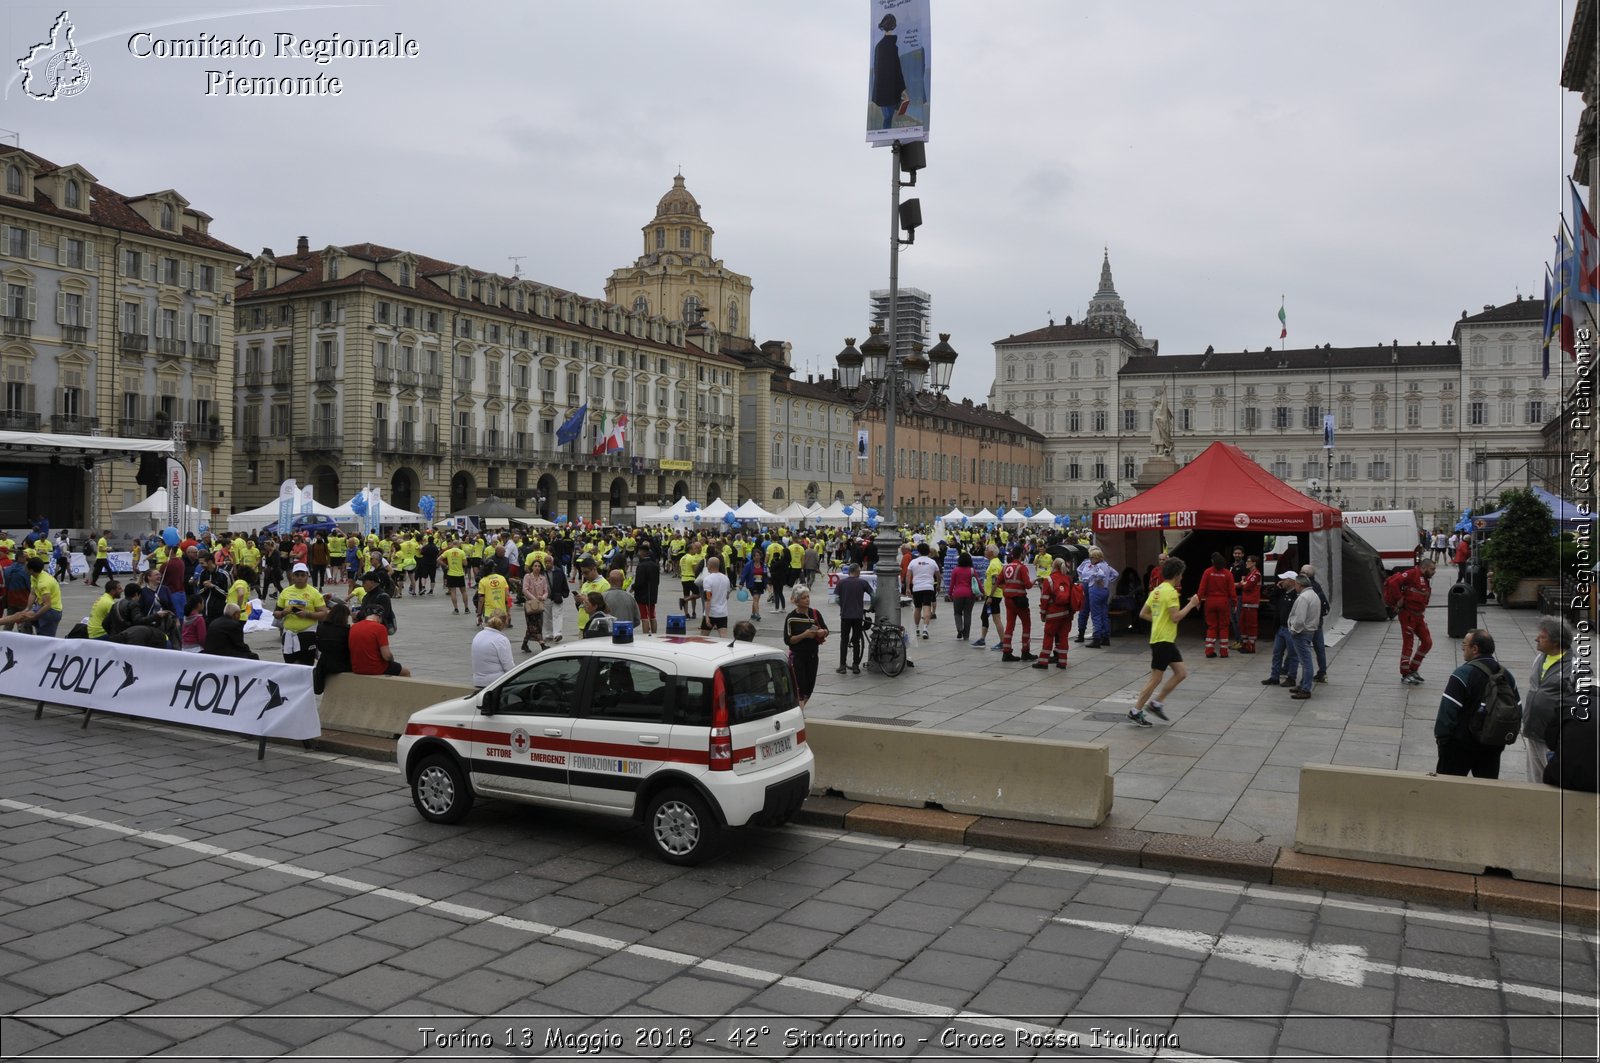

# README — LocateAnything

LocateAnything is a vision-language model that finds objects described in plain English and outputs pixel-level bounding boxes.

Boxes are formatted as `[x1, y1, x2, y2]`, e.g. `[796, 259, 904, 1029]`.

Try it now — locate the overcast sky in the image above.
[3, 0, 1583, 402]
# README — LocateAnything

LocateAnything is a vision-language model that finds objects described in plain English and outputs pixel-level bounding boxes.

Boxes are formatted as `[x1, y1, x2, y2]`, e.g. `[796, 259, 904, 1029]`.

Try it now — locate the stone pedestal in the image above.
[1134, 456, 1179, 492]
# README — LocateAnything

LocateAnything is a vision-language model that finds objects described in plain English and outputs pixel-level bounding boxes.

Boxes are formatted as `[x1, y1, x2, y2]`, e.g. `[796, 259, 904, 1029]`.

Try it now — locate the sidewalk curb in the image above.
[318, 730, 1598, 928]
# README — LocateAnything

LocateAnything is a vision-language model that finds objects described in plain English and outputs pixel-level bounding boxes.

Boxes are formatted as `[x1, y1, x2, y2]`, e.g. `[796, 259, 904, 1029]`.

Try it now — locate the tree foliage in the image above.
[1481, 488, 1557, 600]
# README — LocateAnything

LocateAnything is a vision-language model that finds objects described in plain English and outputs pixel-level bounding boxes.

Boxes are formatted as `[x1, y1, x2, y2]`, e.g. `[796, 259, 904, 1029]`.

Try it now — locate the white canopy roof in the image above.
[696, 498, 733, 522]
[328, 494, 425, 525]
[0, 429, 176, 459]
[969, 507, 999, 523]
[1029, 507, 1059, 525]
[809, 500, 860, 526]
[998, 507, 1029, 523]
[225, 497, 341, 532]
[112, 488, 204, 527]
[773, 501, 814, 522]
[939, 506, 968, 522]
[734, 499, 779, 522]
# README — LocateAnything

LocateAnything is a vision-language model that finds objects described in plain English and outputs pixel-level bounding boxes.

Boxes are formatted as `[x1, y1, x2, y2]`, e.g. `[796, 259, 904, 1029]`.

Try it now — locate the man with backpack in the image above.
[1385, 558, 1435, 685]
[1434, 628, 1520, 779]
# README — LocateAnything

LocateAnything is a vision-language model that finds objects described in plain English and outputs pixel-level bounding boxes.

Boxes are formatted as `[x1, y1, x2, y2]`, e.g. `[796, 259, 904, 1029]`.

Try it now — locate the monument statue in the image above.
[1151, 391, 1175, 458]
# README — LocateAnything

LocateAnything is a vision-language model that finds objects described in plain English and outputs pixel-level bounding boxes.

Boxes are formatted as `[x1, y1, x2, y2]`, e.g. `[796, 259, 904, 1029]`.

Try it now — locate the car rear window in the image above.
[676, 658, 797, 726]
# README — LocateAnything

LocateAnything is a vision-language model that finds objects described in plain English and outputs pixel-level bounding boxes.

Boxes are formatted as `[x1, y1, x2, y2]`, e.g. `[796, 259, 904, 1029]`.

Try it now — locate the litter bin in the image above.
[1447, 582, 1478, 639]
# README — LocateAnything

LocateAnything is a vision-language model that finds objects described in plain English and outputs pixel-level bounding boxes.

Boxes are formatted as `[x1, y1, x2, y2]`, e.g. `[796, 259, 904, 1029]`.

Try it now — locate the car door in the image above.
[468, 653, 588, 802]
[565, 655, 675, 813]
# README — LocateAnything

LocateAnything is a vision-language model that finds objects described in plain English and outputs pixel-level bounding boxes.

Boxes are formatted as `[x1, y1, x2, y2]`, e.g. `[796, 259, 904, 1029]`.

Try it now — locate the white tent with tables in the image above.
[111, 489, 204, 533]
[733, 499, 779, 522]
[225, 497, 340, 532]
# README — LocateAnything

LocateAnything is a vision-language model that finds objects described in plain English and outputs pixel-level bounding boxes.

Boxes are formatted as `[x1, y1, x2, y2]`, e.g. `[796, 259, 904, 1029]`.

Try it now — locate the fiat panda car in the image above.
[397, 635, 813, 865]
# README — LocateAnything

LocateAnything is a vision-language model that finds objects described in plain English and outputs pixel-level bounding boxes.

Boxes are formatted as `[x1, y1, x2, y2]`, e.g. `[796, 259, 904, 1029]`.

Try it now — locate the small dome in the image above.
[654, 174, 701, 220]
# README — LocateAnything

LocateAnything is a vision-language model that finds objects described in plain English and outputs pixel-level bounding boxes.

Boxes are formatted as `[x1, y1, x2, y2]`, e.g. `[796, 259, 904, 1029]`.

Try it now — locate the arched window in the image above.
[632, 295, 649, 314]
[64, 180, 80, 209]
[679, 228, 690, 249]
[682, 294, 700, 323]
[4, 165, 20, 196]
[654, 227, 664, 250]
[160, 203, 175, 229]
[726, 300, 739, 333]
[399, 262, 411, 286]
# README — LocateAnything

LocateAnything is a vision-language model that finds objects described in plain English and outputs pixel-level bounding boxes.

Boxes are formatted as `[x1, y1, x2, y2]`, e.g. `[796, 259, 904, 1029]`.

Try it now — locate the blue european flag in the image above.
[555, 404, 587, 446]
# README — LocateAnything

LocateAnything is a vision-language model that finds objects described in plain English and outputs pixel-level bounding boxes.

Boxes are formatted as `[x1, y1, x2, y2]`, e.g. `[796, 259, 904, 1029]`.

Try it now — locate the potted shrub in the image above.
[1480, 488, 1558, 607]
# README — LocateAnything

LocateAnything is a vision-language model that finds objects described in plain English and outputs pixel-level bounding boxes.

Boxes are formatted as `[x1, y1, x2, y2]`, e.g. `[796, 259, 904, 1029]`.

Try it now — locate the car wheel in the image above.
[411, 753, 474, 824]
[645, 787, 720, 865]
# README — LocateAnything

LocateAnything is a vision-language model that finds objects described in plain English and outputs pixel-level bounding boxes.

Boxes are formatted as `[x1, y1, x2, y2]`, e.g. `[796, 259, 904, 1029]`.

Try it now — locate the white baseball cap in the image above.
[292, 562, 310, 573]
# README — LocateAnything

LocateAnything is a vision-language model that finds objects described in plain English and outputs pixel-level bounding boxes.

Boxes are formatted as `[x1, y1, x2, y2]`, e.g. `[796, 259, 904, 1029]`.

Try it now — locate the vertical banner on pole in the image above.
[370, 486, 383, 538]
[299, 484, 314, 520]
[165, 459, 187, 533]
[1322, 413, 1336, 450]
[865, 0, 931, 146]
[195, 459, 207, 536]
[277, 479, 298, 535]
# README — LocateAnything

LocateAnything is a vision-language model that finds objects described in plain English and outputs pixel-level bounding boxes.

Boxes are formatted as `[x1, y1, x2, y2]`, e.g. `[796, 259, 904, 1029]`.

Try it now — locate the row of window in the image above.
[769, 441, 852, 476]
[4, 164, 88, 214]
[1012, 399, 1546, 433]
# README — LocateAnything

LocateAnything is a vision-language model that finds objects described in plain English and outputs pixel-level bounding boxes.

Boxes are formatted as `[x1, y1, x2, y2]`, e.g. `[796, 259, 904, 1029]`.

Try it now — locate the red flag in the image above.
[1570, 178, 1599, 304]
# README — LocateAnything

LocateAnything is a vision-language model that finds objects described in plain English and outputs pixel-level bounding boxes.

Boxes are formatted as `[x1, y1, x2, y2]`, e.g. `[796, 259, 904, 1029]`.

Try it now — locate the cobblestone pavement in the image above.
[0, 703, 1594, 1061]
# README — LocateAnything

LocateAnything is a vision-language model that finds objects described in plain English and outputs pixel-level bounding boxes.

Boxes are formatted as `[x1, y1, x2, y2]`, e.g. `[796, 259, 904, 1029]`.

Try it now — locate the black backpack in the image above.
[1465, 660, 1522, 746]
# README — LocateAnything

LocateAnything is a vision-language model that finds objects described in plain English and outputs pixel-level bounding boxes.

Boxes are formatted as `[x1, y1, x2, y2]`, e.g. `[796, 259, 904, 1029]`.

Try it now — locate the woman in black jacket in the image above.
[312, 601, 353, 695]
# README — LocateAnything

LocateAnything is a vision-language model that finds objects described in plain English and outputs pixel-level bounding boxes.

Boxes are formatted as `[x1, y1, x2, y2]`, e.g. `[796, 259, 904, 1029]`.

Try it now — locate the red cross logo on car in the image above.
[510, 729, 529, 752]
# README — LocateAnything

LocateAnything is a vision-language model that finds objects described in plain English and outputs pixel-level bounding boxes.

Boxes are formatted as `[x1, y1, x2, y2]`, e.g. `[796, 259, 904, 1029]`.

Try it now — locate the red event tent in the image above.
[1092, 441, 1342, 534]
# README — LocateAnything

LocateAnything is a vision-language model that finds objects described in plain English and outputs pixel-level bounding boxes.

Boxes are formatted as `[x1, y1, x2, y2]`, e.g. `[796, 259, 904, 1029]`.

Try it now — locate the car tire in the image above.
[645, 787, 721, 866]
[411, 753, 474, 824]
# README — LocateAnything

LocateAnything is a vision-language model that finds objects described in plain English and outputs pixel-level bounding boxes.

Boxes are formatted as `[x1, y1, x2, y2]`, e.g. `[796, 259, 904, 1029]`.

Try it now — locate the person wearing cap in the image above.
[349, 604, 410, 677]
[1285, 570, 1321, 700]
[1260, 569, 1302, 688]
[274, 562, 328, 665]
[356, 571, 396, 633]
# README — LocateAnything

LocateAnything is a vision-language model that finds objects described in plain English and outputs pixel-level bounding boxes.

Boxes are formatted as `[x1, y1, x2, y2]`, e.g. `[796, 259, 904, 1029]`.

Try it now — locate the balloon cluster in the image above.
[1023, 506, 1034, 518]
[842, 505, 854, 517]
[349, 491, 369, 517]
[685, 500, 701, 512]
[555, 514, 567, 524]
[722, 512, 738, 526]
[418, 494, 436, 521]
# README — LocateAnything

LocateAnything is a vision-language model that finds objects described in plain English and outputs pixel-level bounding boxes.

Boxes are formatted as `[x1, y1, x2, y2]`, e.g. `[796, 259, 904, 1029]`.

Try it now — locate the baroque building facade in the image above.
[0, 145, 244, 528]
[993, 255, 1552, 529]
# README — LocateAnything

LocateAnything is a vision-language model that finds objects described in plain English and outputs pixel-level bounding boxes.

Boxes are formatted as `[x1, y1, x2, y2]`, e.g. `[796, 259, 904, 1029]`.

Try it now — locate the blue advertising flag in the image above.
[555, 404, 587, 447]
[1542, 267, 1555, 379]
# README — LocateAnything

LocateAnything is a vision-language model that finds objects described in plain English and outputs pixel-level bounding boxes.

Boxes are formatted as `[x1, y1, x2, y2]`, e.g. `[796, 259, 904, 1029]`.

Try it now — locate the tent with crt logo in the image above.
[1091, 441, 1345, 619]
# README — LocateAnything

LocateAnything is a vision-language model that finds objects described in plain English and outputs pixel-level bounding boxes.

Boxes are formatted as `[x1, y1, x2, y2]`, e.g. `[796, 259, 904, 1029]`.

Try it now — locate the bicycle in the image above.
[866, 616, 909, 677]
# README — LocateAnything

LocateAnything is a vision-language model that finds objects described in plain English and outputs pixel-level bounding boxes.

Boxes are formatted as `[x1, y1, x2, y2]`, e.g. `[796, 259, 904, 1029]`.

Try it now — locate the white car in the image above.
[397, 635, 813, 865]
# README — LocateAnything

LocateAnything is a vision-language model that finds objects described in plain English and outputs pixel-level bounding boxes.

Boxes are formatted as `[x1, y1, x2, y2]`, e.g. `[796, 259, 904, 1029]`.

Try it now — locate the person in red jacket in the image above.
[1197, 552, 1236, 658]
[1034, 558, 1076, 669]
[1237, 555, 1262, 653]
[998, 547, 1036, 662]
[1396, 558, 1436, 684]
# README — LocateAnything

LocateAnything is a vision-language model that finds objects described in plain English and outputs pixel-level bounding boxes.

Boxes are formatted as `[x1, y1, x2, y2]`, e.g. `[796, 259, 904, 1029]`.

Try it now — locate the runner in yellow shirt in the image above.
[440, 541, 469, 614]
[477, 569, 510, 626]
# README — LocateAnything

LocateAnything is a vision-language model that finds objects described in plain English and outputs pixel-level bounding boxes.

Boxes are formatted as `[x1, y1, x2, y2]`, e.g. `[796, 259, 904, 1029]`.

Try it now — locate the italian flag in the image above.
[1278, 299, 1287, 340]
[593, 413, 629, 455]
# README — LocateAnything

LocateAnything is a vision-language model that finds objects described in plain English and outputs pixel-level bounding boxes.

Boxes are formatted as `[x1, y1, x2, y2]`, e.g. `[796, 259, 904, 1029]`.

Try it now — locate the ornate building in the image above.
[993, 255, 1552, 528]
[0, 145, 244, 527]
[232, 233, 742, 521]
[605, 175, 753, 342]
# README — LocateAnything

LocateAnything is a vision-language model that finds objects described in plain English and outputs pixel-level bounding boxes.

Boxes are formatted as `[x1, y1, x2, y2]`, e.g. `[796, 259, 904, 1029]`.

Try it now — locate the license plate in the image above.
[760, 734, 792, 760]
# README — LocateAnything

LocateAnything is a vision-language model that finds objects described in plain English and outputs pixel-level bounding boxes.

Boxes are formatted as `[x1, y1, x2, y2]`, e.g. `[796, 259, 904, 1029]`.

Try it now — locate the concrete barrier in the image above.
[1295, 764, 1599, 887]
[319, 674, 473, 738]
[805, 719, 1113, 828]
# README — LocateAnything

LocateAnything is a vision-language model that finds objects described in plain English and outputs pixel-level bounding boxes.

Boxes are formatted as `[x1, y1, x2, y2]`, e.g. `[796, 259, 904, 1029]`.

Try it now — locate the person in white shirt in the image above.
[696, 555, 732, 632]
[471, 611, 516, 690]
[905, 541, 942, 639]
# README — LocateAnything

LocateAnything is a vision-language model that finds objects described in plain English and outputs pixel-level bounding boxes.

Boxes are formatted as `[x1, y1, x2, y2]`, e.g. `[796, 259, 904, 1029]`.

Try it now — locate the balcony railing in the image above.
[422, 373, 443, 391]
[50, 414, 97, 433]
[188, 422, 224, 444]
[153, 337, 186, 358]
[119, 417, 168, 439]
[374, 366, 396, 384]
[304, 429, 342, 450]
[242, 369, 265, 387]
[192, 343, 220, 362]
[0, 411, 41, 431]
[271, 366, 294, 386]
[241, 434, 262, 453]
[119, 332, 149, 354]
[397, 369, 419, 387]
[485, 380, 502, 397]
[2, 317, 31, 338]
[60, 325, 89, 345]
[313, 363, 338, 383]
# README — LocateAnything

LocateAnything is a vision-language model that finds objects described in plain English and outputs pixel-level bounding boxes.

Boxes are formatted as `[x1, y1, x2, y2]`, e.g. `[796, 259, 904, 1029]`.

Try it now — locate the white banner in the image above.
[866, 0, 930, 146]
[278, 478, 298, 535]
[165, 459, 188, 533]
[107, 551, 134, 575]
[0, 631, 321, 741]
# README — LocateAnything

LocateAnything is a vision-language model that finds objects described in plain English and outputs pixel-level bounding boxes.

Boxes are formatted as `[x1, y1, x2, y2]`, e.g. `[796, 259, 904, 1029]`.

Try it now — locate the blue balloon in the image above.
[723, 512, 738, 525]
[866, 508, 878, 520]
[162, 526, 179, 547]
[960, 516, 969, 527]
[1023, 506, 1034, 518]
[867, 516, 879, 529]
[842, 505, 854, 517]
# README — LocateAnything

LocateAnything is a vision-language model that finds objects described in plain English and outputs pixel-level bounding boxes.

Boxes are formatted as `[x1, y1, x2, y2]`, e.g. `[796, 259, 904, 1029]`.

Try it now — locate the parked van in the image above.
[1343, 510, 1423, 572]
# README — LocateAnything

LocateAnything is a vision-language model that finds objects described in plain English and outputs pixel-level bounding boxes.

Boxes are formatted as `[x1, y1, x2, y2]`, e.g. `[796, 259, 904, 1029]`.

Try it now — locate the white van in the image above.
[1343, 510, 1423, 572]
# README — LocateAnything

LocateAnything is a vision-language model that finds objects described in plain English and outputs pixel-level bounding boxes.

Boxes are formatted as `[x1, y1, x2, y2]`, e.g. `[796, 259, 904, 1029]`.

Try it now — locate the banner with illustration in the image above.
[866, 0, 930, 145]
[0, 631, 320, 740]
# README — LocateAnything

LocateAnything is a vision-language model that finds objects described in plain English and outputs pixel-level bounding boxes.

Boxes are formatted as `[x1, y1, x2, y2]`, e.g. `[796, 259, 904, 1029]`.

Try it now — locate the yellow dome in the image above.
[654, 174, 701, 220]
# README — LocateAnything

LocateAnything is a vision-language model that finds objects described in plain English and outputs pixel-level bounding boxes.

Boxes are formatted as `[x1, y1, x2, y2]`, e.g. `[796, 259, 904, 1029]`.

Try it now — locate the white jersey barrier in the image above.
[0, 631, 320, 751]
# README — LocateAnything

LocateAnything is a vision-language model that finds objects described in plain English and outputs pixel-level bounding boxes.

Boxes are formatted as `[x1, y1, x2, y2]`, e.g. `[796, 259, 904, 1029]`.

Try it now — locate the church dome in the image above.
[654, 174, 702, 220]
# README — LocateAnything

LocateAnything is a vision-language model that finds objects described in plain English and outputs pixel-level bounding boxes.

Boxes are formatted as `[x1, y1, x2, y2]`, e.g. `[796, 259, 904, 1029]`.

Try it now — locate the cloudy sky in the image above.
[3, 0, 1583, 402]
